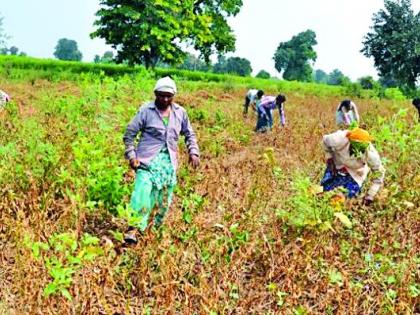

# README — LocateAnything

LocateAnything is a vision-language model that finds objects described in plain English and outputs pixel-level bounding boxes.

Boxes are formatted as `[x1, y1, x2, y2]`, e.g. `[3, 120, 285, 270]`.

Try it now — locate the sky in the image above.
[1, 0, 420, 80]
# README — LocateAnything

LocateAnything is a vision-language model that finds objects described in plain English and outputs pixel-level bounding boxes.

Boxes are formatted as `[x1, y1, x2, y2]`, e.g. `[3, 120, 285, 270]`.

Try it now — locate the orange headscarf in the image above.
[346, 128, 373, 143]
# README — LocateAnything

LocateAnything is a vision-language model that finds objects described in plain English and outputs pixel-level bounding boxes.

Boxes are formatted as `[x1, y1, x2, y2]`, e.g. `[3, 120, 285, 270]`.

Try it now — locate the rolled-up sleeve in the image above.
[180, 111, 199, 156]
[123, 110, 144, 161]
[366, 145, 385, 199]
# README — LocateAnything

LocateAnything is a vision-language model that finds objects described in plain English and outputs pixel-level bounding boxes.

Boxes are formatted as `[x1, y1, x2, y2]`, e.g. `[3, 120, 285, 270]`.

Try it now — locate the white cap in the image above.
[154, 76, 177, 95]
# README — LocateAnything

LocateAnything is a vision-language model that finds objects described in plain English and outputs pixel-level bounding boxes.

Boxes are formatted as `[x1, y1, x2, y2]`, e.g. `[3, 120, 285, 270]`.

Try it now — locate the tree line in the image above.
[1, 0, 419, 93]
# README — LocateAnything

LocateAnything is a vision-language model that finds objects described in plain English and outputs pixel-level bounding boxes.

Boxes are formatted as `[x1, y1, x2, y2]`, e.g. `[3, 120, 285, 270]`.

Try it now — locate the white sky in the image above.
[1, 0, 420, 80]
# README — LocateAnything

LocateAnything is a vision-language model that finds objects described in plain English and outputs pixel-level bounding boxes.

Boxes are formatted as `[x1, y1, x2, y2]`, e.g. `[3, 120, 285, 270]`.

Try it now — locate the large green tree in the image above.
[9, 46, 19, 55]
[327, 69, 350, 86]
[225, 56, 252, 76]
[93, 51, 114, 64]
[361, 0, 420, 90]
[53, 38, 82, 61]
[256, 70, 270, 79]
[213, 56, 252, 76]
[273, 30, 317, 82]
[358, 76, 380, 90]
[313, 69, 328, 83]
[177, 52, 211, 71]
[91, 0, 243, 68]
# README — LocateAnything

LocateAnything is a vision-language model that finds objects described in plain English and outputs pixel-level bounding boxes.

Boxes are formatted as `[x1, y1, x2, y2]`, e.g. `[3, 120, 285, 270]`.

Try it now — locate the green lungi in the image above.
[130, 146, 177, 231]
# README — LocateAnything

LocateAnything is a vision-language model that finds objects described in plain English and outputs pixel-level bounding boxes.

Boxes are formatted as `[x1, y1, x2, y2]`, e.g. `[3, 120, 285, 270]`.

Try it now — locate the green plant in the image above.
[181, 192, 204, 224]
[328, 269, 344, 287]
[187, 108, 209, 123]
[294, 305, 308, 315]
[383, 87, 405, 100]
[25, 233, 103, 300]
[216, 223, 250, 262]
[276, 175, 351, 231]
[276, 291, 288, 307]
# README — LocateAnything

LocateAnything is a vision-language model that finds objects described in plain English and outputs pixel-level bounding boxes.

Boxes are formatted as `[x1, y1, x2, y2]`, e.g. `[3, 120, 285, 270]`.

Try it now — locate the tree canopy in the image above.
[273, 30, 317, 82]
[327, 69, 350, 86]
[94, 51, 114, 64]
[213, 56, 252, 76]
[91, 0, 243, 68]
[177, 53, 211, 72]
[361, 0, 420, 90]
[256, 70, 270, 79]
[313, 69, 328, 84]
[358, 76, 380, 90]
[53, 38, 82, 61]
[9, 46, 18, 55]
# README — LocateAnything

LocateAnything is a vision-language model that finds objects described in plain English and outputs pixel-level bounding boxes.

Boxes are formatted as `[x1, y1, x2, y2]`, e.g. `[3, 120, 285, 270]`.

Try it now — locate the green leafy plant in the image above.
[277, 175, 351, 231]
[181, 192, 204, 224]
[25, 233, 103, 300]
[328, 269, 344, 287]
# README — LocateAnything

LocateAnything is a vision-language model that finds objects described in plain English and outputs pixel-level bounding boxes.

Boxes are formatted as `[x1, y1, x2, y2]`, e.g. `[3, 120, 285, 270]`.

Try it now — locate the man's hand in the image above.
[129, 158, 140, 170]
[363, 195, 374, 206]
[189, 154, 200, 168]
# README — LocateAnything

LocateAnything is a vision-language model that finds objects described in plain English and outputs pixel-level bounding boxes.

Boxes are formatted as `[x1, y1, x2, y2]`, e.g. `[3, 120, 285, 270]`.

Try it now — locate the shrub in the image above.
[277, 175, 352, 232]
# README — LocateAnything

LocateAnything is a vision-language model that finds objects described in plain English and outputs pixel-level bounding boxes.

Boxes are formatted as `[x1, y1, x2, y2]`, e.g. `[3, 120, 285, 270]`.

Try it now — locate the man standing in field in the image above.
[320, 128, 385, 206]
[123, 76, 200, 243]
[243, 89, 264, 117]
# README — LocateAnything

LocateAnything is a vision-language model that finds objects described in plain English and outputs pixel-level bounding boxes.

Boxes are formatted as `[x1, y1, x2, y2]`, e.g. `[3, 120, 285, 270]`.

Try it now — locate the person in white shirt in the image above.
[321, 128, 385, 206]
[336, 99, 360, 127]
[0, 90, 10, 109]
[243, 89, 264, 116]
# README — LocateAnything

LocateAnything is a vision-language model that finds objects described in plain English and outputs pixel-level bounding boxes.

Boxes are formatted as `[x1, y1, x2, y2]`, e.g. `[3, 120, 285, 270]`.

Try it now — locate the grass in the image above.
[0, 55, 410, 100]
[0, 65, 418, 314]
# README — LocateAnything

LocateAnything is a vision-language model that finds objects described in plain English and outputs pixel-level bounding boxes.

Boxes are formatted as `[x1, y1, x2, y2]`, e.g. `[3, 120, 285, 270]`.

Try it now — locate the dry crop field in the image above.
[0, 72, 419, 314]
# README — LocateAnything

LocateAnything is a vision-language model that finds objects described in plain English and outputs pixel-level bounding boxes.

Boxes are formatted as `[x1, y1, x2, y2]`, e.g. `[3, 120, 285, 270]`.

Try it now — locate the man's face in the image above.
[155, 91, 174, 108]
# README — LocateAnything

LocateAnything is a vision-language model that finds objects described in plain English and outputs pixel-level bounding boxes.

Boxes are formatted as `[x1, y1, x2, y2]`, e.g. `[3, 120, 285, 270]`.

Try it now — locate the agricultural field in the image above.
[0, 66, 419, 314]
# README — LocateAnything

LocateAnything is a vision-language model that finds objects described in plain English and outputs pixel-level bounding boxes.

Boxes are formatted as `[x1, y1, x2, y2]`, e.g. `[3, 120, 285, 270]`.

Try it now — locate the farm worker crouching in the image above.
[123, 76, 200, 242]
[243, 89, 264, 117]
[255, 94, 286, 132]
[336, 99, 360, 127]
[0, 90, 11, 109]
[320, 128, 385, 206]
[412, 98, 420, 122]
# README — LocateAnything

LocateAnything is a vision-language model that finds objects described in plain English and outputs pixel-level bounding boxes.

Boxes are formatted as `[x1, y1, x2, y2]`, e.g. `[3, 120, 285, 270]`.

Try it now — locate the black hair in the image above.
[276, 94, 286, 104]
[257, 90, 264, 98]
[412, 98, 420, 107]
[339, 99, 351, 111]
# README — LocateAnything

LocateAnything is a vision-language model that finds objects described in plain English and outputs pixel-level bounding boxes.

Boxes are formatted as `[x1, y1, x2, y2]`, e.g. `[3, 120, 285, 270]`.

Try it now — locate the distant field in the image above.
[1, 55, 409, 100]
[0, 63, 418, 314]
